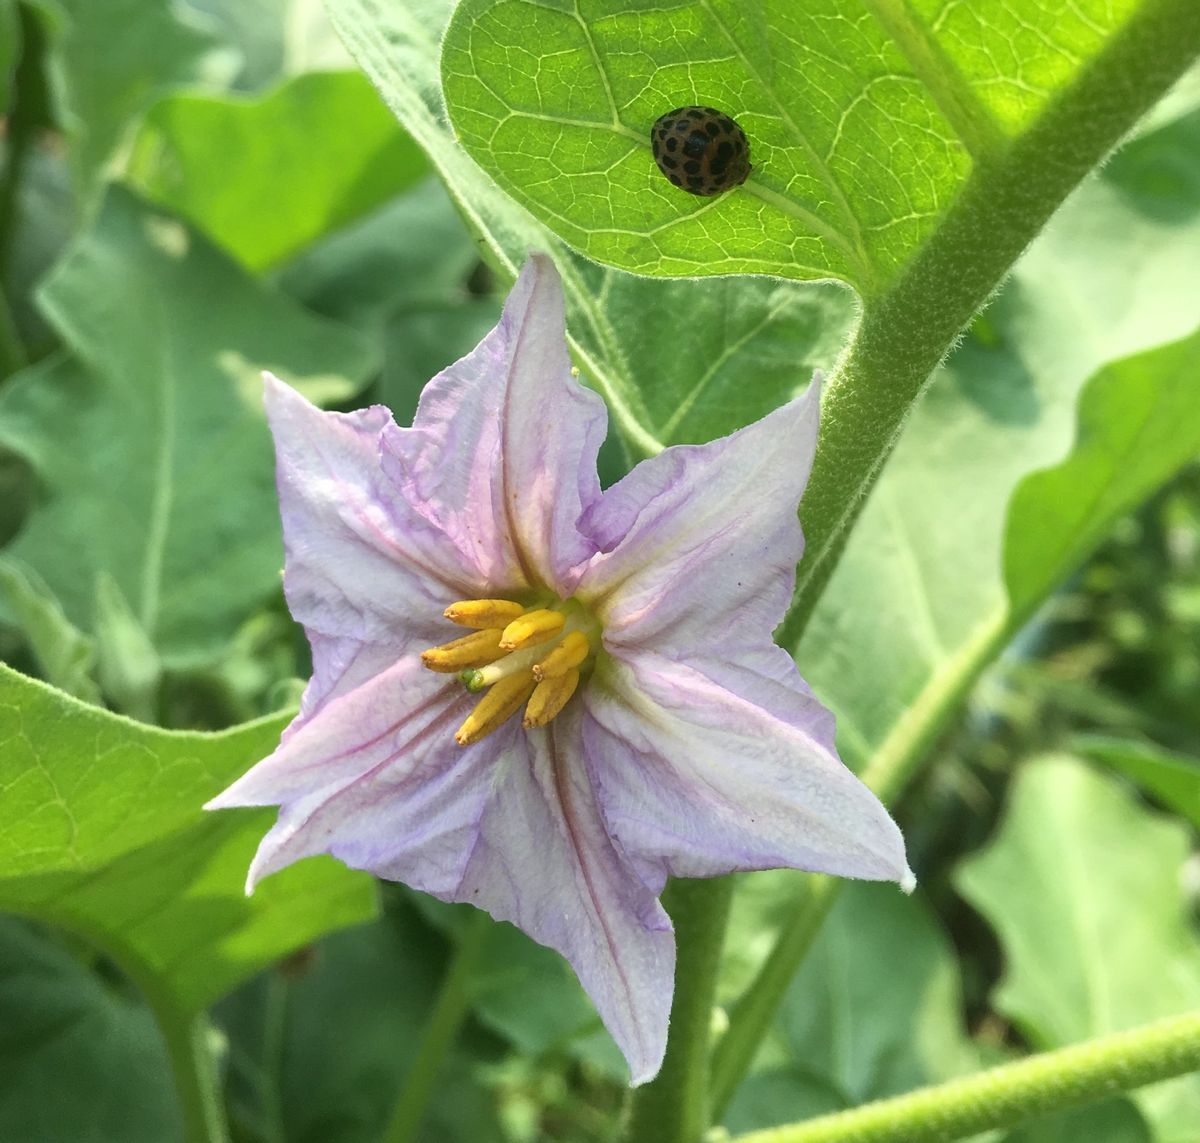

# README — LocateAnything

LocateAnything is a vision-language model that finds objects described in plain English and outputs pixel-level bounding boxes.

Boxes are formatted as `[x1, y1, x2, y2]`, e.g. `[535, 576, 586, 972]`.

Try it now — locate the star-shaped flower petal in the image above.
[207, 254, 912, 1084]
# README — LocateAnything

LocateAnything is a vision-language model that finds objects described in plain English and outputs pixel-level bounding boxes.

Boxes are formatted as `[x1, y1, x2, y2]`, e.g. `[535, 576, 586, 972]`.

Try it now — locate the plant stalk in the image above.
[730, 1011, 1200, 1143]
[156, 1005, 231, 1143]
[625, 876, 734, 1143]
[380, 906, 492, 1143]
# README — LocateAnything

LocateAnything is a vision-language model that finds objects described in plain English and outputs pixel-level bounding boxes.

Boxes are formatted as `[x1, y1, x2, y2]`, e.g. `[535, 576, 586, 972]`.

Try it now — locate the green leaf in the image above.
[93, 572, 162, 722]
[473, 921, 625, 1077]
[0, 557, 100, 702]
[45, 0, 237, 201]
[190, 0, 354, 89]
[127, 70, 429, 271]
[441, 0, 957, 283]
[956, 755, 1200, 1140]
[440, 0, 1173, 285]
[722, 882, 979, 1133]
[2, 813, 375, 1017]
[1005, 328, 1200, 616]
[407, 892, 625, 1076]
[1073, 735, 1200, 830]
[0, 917, 181, 1143]
[220, 903, 506, 1143]
[1001, 1099, 1152, 1143]
[0, 186, 377, 667]
[326, 0, 857, 456]
[277, 177, 507, 425]
[0, 663, 376, 1016]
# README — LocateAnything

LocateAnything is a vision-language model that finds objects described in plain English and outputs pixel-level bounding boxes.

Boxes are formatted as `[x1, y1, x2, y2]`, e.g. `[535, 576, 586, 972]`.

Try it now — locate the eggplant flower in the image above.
[207, 254, 912, 1083]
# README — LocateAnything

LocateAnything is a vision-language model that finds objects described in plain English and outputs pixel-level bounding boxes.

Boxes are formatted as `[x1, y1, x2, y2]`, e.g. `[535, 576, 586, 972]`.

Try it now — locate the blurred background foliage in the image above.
[0, 2, 1197, 1142]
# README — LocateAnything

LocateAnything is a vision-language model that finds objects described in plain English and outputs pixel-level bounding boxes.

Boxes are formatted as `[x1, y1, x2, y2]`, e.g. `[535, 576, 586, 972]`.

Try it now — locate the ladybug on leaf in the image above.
[650, 106, 751, 196]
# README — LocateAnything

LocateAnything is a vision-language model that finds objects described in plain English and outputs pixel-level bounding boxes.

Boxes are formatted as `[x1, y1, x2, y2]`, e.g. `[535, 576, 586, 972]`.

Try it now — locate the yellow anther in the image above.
[455, 672, 536, 745]
[533, 630, 590, 681]
[420, 629, 505, 673]
[523, 669, 581, 729]
[499, 608, 565, 651]
[443, 599, 526, 629]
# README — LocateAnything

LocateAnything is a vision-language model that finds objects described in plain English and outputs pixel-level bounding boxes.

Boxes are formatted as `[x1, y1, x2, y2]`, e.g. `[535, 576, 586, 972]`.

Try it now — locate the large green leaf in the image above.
[439, 0, 1159, 284]
[277, 176, 506, 427]
[0, 917, 182, 1143]
[190, 0, 353, 89]
[127, 70, 429, 271]
[0, 663, 376, 1016]
[326, 0, 857, 457]
[1075, 736, 1200, 830]
[0, 186, 377, 669]
[441, 0, 955, 282]
[956, 756, 1200, 1141]
[722, 882, 979, 1133]
[219, 904, 506, 1143]
[44, 0, 237, 201]
[1005, 330, 1200, 615]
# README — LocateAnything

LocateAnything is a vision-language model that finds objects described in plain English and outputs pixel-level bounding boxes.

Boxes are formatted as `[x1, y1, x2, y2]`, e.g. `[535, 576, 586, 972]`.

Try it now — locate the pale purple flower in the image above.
[207, 254, 912, 1083]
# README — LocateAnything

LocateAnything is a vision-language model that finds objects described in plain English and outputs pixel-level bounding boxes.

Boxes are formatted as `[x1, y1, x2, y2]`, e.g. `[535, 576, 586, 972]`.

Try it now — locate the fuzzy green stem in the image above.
[155, 1005, 230, 1143]
[779, 0, 1200, 648]
[625, 877, 734, 1143]
[731, 1012, 1200, 1143]
[380, 907, 492, 1143]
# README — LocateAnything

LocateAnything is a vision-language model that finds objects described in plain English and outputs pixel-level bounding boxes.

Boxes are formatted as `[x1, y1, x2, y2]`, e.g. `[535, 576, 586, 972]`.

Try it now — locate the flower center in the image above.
[419, 597, 599, 745]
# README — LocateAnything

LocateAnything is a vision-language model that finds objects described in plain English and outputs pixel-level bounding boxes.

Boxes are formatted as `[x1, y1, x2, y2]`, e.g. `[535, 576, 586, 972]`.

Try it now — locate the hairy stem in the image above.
[730, 1011, 1200, 1143]
[779, 0, 1200, 648]
[625, 877, 734, 1143]
[380, 906, 492, 1143]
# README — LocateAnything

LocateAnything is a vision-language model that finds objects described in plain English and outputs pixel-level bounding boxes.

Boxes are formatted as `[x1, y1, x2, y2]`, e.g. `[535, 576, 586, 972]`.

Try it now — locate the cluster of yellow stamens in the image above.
[420, 599, 594, 745]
